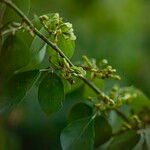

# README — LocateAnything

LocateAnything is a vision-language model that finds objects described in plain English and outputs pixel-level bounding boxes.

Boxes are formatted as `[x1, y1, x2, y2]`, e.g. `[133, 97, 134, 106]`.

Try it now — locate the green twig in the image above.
[115, 109, 131, 124]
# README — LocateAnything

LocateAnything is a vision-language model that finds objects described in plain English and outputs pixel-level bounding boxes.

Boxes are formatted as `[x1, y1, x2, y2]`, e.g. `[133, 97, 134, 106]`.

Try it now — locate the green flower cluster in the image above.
[93, 86, 137, 113]
[39, 13, 76, 42]
[59, 58, 86, 81]
[81, 56, 121, 80]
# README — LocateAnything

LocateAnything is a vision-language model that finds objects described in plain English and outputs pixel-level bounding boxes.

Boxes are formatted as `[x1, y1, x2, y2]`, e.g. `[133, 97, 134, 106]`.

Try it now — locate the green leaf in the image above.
[16, 44, 47, 73]
[62, 78, 83, 95]
[15, 28, 49, 73]
[62, 80, 72, 94]
[2, 0, 30, 23]
[57, 35, 75, 58]
[38, 73, 64, 115]
[32, 15, 43, 29]
[94, 116, 112, 147]
[60, 117, 94, 150]
[30, 28, 49, 55]
[29, 27, 48, 68]
[47, 35, 75, 66]
[1, 70, 39, 107]
[48, 35, 75, 59]
[68, 102, 93, 122]
[0, 34, 30, 76]
[108, 130, 141, 150]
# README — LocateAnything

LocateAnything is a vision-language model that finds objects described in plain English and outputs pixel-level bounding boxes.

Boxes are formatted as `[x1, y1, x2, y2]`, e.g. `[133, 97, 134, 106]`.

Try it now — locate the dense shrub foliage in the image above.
[0, 0, 150, 149]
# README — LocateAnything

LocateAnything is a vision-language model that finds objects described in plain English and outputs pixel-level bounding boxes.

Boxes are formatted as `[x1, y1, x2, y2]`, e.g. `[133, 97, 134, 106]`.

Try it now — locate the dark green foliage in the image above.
[1, 70, 39, 109]
[94, 116, 112, 147]
[0, 34, 30, 75]
[38, 73, 64, 115]
[108, 130, 141, 150]
[68, 102, 93, 122]
[60, 117, 94, 150]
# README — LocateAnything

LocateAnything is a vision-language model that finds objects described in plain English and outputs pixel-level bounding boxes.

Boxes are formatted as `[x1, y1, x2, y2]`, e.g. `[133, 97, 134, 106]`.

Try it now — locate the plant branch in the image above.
[2, 0, 74, 67]
[79, 75, 102, 94]
[115, 109, 130, 124]
[2, 0, 131, 125]
[2, 0, 102, 96]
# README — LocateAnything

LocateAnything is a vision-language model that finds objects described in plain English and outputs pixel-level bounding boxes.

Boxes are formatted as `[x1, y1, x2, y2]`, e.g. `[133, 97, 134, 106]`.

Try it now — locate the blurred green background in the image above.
[0, 0, 150, 149]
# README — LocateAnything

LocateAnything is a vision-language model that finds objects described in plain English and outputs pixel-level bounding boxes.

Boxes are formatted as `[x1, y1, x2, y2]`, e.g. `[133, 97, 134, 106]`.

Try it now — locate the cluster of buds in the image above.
[81, 55, 98, 72]
[88, 92, 115, 116]
[120, 114, 143, 131]
[81, 56, 121, 80]
[94, 65, 121, 80]
[129, 115, 143, 129]
[109, 85, 119, 99]
[39, 13, 76, 42]
[55, 58, 86, 83]
[97, 93, 115, 106]
[115, 90, 137, 108]
[87, 86, 138, 116]
[107, 86, 137, 109]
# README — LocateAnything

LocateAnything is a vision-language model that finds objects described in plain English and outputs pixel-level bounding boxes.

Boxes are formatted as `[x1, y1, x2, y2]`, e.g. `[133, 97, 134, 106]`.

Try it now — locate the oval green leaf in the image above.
[94, 116, 112, 147]
[30, 28, 49, 55]
[68, 102, 93, 122]
[38, 73, 64, 116]
[0, 34, 30, 76]
[60, 117, 94, 150]
[2, 70, 39, 107]
[47, 35, 75, 65]
[15, 28, 49, 73]
[57, 35, 75, 58]
[16, 44, 47, 73]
